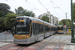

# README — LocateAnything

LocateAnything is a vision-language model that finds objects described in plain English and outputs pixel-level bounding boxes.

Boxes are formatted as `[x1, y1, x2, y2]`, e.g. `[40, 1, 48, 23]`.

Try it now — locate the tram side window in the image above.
[54, 27, 56, 31]
[53, 27, 55, 31]
[32, 23, 35, 35]
[43, 25, 45, 33]
[47, 26, 48, 32]
[48, 26, 50, 31]
[51, 27, 54, 31]
[32, 23, 39, 35]
[35, 23, 39, 34]
[44, 25, 45, 33]
[53, 27, 54, 31]
[51, 27, 52, 31]
[41, 25, 43, 33]
[46, 25, 48, 32]
[45, 25, 47, 32]
[39, 24, 43, 33]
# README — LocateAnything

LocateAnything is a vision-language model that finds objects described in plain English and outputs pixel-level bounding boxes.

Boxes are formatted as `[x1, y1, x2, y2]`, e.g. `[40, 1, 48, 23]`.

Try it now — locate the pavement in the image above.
[0, 41, 75, 50]
[0, 42, 11, 48]
[63, 43, 75, 50]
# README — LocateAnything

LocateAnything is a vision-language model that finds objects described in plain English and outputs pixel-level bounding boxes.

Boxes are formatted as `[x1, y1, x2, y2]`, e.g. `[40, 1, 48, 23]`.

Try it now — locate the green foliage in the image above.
[67, 21, 70, 27]
[15, 7, 24, 15]
[61, 19, 66, 25]
[0, 17, 5, 28]
[59, 21, 63, 25]
[60, 19, 71, 27]
[41, 16, 49, 22]
[73, 3, 75, 22]
[74, 24, 75, 28]
[4, 13, 17, 28]
[15, 6, 35, 17]
[0, 3, 10, 17]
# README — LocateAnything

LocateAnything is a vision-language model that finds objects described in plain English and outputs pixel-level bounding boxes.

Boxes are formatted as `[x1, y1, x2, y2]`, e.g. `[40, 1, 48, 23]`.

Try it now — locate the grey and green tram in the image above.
[13, 16, 57, 44]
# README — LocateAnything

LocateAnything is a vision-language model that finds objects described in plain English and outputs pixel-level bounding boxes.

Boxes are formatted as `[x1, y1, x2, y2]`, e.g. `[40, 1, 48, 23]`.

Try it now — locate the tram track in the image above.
[19, 35, 70, 50]
[0, 35, 71, 50]
[17, 35, 56, 50]
[37, 34, 71, 50]
[37, 35, 57, 50]
[54, 35, 62, 50]
[54, 36, 71, 50]
[58, 38, 71, 50]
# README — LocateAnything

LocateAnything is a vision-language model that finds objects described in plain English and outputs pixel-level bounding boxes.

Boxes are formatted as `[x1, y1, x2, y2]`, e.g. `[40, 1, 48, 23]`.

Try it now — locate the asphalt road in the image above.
[0, 32, 13, 41]
[0, 32, 71, 42]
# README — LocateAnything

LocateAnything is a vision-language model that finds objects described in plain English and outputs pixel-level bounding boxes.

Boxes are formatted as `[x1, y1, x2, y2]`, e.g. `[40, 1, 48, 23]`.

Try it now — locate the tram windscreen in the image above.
[58, 26, 63, 30]
[16, 26, 29, 34]
[15, 18, 31, 34]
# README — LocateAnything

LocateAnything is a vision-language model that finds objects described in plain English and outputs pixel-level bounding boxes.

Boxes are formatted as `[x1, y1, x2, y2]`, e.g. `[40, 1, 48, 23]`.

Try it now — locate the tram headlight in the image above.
[27, 36, 30, 38]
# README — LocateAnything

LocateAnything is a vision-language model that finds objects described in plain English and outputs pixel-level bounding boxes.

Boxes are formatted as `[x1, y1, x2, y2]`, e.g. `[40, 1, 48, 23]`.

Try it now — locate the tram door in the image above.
[33, 23, 38, 41]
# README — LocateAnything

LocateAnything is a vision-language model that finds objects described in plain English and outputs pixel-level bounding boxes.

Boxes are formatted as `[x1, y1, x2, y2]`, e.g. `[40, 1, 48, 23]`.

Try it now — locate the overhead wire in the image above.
[51, 0, 71, 19]
[38, 0, 48, 11]
[25, 0, 43, 13]
[50, 0, 66, 13]
[50, 0, 58, 16]
[51, 0, 71, 20]
[24, 0, 32, 10]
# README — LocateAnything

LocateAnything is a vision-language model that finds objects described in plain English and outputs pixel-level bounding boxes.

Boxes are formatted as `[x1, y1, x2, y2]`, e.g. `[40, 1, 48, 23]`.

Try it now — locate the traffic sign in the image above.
[4, 31, 7, 34]
[64, 25, 67, 28]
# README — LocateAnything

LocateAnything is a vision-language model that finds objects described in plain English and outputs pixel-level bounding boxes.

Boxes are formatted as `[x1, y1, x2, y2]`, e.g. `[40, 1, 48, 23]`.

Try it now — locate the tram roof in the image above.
[17, 16, 56, 26]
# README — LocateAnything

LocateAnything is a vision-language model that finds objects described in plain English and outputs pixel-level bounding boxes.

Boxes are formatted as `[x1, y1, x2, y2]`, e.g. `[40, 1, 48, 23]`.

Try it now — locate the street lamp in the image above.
[71, 0, 75, 43]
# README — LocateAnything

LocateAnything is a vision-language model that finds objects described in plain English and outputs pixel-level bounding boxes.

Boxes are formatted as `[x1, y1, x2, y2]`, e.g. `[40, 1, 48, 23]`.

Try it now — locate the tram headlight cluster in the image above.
[27, 35, 30, 38]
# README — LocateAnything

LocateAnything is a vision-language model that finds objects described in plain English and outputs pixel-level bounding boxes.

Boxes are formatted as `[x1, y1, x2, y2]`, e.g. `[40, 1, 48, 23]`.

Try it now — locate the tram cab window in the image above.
[15, 18, 31, 34]
[58, 26, 63, 30]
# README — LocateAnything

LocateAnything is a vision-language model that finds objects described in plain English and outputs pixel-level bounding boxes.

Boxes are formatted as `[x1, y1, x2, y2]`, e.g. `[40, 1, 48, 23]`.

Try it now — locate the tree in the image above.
[24, 10, 35, 17]
[4, 13, 17, 28]
[73, 3, 75, 22]
[67, 21, 70, 27]
[41, 16, 49, 22]
[74, 24, 75, 28]
[15, 6, 35, 17]
[59, 21, 63, 25]
[0, 3, 10, 17]
[61, 19, 71, 27]
[61, 19, 66, 25]
[0, 17, 5, 30]
[15, 7, 24, 15]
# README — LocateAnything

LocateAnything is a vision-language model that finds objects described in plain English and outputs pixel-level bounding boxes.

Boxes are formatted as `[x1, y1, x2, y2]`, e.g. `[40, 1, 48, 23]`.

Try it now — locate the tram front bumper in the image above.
[14, 39, 29, 44]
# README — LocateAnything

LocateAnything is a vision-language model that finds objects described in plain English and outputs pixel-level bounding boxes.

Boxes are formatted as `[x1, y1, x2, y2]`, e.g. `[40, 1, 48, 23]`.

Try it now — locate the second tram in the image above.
[57, 25, 64, 34]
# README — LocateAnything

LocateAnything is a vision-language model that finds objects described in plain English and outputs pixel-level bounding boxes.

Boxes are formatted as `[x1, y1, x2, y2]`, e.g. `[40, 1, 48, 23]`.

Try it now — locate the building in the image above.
[38, 12, 59, 25]
[54, 16, 59, 26]
[38, 11, 51, 22]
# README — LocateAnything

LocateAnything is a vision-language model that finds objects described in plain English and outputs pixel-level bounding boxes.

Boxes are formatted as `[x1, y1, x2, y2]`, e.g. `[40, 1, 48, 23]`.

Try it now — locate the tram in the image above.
[12, 16, 57, 44]
[57, 25, 64, 34]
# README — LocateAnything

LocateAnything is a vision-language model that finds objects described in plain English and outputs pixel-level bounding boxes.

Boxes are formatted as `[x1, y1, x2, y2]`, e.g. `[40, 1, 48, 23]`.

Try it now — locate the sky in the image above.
[0, 0, 75, 21]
